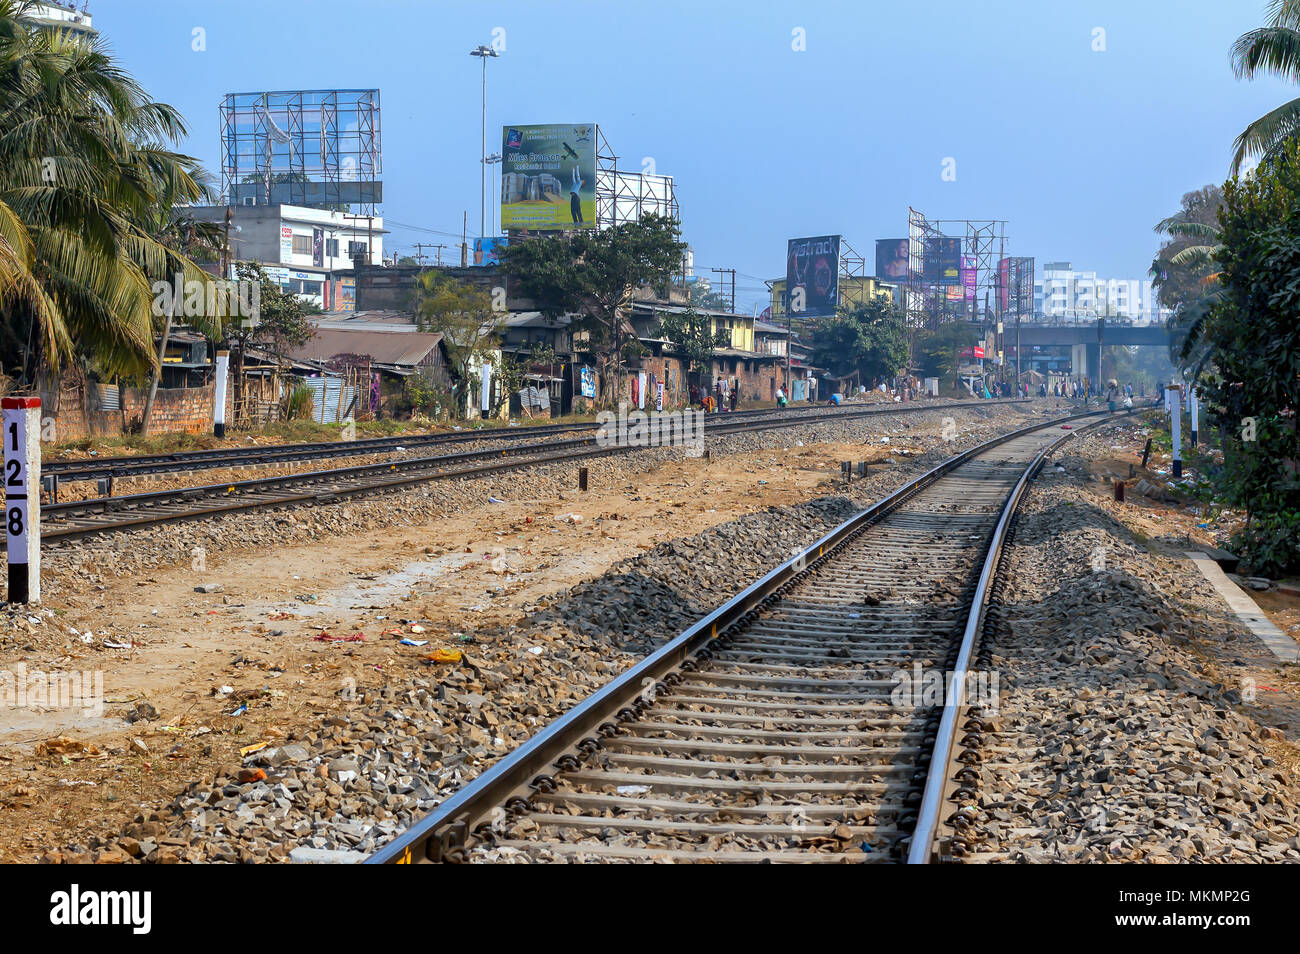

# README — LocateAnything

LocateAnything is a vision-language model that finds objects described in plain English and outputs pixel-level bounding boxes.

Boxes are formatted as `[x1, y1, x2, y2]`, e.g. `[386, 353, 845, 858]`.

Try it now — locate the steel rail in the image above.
[37, 399, 1032, 543]
[905, 412, 1115, 864]
[44, 400, 1026, 482]
[366, 408, 1108, 864]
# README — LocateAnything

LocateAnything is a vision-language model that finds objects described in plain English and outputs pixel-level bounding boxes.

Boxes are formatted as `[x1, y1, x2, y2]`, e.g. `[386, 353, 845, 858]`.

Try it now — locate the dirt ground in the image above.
[0, 435, 923, 862]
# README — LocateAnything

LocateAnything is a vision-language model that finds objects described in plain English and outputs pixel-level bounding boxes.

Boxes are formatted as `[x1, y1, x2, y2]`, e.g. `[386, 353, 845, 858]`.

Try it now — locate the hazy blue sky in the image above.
[96, 0, 1290, 312]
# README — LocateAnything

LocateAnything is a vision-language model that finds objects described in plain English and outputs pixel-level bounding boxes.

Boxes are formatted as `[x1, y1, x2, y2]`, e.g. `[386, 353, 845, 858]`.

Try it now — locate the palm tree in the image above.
[1151, 189, 1226, 379]
[0, 0, 222, 386]
[1231, 0, 1300, 173]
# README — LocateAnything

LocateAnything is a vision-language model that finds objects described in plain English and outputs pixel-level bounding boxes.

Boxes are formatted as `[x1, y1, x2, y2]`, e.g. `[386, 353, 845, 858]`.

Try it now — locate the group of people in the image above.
[688, 380, 740, 413]
[984, 380, 1032, 399]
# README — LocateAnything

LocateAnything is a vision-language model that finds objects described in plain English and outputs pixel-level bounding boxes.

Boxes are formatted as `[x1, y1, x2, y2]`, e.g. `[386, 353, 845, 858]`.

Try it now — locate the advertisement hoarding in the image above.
[924, 236, 962, 284]
[786, 235, 841, 319]
[875, 238, 909, 282]
[997, 256, 1035, 317]
[312, 227, 324, 268]
[472, 236, 508, 267]
[501, 124, 596, 230]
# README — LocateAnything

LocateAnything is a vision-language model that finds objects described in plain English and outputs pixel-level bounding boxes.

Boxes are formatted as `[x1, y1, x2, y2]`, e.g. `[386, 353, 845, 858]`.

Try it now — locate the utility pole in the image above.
[434, 243, 446, 266]
[710, 267, 736, 313]
[461, 211, 468, 267]
[413, 243, 431, 265]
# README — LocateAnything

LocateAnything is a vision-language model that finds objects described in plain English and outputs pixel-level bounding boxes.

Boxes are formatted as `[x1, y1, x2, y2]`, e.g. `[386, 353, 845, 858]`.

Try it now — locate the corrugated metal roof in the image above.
[292, 328, 444, 367]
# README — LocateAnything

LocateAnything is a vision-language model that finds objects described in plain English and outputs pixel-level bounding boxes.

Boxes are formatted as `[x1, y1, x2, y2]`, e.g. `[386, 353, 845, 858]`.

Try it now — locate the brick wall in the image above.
[38, 378, 232, 441]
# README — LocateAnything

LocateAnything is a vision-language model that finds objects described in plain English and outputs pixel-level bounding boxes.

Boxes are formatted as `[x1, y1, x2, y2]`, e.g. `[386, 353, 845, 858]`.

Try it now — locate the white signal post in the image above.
[3, 396, 41, 603]
[213, 349, 230, 438]
[1190, 388, 1199, 446]
[1167, 385, 1183, 479]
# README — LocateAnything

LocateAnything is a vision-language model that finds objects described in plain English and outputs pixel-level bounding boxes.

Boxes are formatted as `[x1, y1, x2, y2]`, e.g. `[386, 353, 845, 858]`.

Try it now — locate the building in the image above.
[19, 2, 95, 37]
[188, 204, 384, 311]
[1033, 262, 1166, 324]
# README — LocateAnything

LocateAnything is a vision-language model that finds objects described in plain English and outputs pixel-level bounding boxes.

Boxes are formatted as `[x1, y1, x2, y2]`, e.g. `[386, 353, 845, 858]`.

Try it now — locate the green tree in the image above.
[914, 321, 978, 386]
[1230, 0, 1300, 174]
[811, 296, 908, 385]
[500, 212, 686, 403]
[683, 281, 732, 312]
[1151, 186, 1224, 309]
[657, 307, 728, 373]
[0, 1, 218, 381]
[412, 272, 503, 417]
[224, 262, 315, 372]
[1151, 186, 1227, 377]
[1198, 137, 1300, 573]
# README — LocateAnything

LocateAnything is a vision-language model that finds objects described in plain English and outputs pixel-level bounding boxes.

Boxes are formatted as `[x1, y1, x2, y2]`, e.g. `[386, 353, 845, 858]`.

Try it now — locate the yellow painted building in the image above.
[708, 312, 754, 352]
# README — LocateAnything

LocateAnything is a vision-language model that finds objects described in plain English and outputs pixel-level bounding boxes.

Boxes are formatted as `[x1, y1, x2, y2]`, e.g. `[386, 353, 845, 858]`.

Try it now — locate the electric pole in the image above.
[710, 267, 736, 313]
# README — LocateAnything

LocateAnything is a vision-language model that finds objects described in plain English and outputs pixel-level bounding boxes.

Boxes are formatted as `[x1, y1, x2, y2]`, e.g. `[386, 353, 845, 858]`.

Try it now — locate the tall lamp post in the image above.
[485, 153, 502, 236]
[470, 44, 499, 240]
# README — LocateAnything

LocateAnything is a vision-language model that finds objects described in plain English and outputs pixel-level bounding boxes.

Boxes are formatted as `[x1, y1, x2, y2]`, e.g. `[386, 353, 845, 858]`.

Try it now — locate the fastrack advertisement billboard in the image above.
[501, 124, 596, 230]
[875, 238, 910, 282]
[786, 235, 841, 319]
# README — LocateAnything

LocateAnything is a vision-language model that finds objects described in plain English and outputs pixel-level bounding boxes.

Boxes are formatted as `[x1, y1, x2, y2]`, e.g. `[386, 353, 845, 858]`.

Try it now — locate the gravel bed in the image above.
[965, 429, 1300, 863]
[34, 402, 1051, 862]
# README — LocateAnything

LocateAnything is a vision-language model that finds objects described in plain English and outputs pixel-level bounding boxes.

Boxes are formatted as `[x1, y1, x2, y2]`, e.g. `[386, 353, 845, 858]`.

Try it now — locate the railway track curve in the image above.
[366, 410, 1114, 864]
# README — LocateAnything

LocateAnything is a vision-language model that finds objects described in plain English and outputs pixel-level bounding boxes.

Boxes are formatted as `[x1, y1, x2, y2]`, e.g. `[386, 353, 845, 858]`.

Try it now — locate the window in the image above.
[347, 240, 368, 258]
[326, 238, 339, 258]
[291, 234, 312, 255]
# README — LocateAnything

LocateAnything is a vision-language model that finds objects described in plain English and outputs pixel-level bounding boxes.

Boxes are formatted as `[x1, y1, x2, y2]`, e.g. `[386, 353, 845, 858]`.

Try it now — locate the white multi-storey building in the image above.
[1033, 262, 1167, 324]
[20, 2, 96, 37]
[188, 204, 384, 311]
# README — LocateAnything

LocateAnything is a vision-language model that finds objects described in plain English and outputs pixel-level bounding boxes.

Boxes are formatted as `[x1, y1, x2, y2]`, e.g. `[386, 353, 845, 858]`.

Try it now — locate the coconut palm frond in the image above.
[1231, 95, 1300, 174]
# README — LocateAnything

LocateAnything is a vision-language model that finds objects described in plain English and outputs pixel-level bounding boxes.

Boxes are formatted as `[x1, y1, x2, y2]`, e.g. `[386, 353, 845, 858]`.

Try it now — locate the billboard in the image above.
[501, 124, 596, 230]
[961, 255, 977, 300]
[924, 236, 962, 284]
[472, 236, 507, 267]
[998, 256, 1034, 316]
[786, 235, 841, 319]
[875, 238, 909, 282]
[312, 227, 324, 268]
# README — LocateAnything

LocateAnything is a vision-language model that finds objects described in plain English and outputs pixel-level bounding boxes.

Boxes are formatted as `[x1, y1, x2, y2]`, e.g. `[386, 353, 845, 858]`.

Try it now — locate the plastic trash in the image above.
[399, 638, 428, 647]
[425, 648, 463, 664]
[488, 496, 506, 504]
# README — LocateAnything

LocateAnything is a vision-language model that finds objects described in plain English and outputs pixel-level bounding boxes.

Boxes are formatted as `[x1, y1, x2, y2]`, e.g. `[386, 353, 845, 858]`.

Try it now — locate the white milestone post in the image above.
[3, 396, 41, 603]
[1190, 388, 1199, 446]
[1167, 385, 1183, 479]
[213, 349, 230, 438]
[480, 362, 492, 419]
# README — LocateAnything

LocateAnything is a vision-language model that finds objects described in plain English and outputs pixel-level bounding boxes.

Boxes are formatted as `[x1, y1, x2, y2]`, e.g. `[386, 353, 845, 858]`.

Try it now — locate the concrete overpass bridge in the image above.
[1010, 319, 1171, 382]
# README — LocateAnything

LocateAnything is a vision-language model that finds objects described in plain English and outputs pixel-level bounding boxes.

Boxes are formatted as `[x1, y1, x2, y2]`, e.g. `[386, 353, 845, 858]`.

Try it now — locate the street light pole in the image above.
[469, 45, 499, 241]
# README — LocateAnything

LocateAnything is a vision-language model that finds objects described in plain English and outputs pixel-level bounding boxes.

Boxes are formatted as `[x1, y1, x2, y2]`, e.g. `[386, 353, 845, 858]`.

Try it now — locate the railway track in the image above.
[366, 410, 1113, 864]
[36, 398, 1029, 543]
[43, 401, 999, 483]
